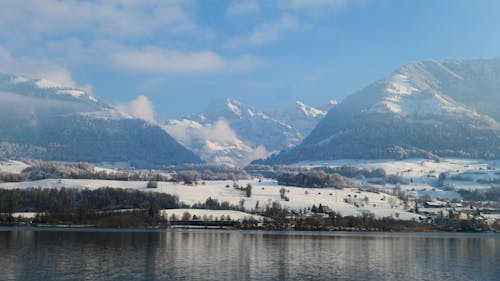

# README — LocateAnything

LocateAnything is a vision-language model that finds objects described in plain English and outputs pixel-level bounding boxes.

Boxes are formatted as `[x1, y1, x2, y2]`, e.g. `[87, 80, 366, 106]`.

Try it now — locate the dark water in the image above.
[0, 228, 498, 281]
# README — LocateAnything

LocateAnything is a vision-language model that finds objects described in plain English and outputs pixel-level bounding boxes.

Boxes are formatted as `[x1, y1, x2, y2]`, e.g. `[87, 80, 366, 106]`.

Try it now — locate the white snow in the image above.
[0, 160, 30, 174]
[0, 178, 420, 220]
[164, 98, 326, 166]
[366, 64, 481, 118]
[32, 78, 97, 101]
[296, 101, 327, 118]
[79, 109, 132, 120]
[55, 89, 86, 98]
[35, 79, 63, 89]
[292, 158, 499, 200]
[227, 99, 241, 116]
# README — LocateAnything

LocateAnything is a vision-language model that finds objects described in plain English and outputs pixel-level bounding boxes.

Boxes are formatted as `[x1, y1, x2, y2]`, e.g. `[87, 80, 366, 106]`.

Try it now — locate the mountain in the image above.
[164, 98, 330, 166]
[269, 100, 335, 137]
[259, 58, 500, 164]
[0, 73, 202, 168]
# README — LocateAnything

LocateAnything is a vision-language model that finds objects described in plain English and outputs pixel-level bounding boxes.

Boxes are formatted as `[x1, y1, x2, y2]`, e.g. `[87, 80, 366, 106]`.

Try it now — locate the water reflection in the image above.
[0, 229, 498, 281]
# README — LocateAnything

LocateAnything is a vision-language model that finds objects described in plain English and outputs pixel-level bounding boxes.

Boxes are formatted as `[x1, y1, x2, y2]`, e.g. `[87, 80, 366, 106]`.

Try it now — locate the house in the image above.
[424, 200, 446, 208]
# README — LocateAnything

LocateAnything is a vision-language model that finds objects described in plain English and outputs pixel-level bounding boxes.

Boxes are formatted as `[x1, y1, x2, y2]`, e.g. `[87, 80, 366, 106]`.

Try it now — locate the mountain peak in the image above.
[259, 57, 500, 164]
[0, 72, 202, 167]
[295, 101, 327, 118]
[0, 72, 98, 103]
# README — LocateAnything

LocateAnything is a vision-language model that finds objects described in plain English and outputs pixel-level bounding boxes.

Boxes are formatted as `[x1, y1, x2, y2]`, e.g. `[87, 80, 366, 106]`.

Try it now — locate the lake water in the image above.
[0, 227, 498, 281]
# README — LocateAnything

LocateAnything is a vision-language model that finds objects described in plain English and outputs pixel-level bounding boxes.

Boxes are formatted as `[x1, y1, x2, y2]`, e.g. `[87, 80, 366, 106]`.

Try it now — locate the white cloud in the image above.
[227, 1, 261, 16]
[165, 119, 245, 152]
[111, 47, 260, 73]
[116, 95, 156, 123]
[0, 46, 77, 87]
[164, 118, 270, 166]
[228, 14, 298, 46]
[0, 1, 195, 40]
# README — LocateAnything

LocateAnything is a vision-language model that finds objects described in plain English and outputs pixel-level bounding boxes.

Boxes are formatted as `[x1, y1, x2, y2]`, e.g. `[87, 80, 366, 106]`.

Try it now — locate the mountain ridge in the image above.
[257, 58, 500, 164]
[164, 98, 332, 166]
[0, 73, 202, 168]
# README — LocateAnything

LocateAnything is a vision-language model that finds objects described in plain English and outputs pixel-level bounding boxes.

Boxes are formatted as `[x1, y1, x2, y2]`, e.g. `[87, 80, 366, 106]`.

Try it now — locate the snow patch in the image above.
[35, 79, 63, 89]
[0, 160, 30, 174]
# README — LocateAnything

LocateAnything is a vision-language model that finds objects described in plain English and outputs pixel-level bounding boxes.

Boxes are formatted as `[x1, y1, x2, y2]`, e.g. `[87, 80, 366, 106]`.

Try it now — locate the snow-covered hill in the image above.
[0, 73, 202, 167]
[0, 178, 420, 220]
[259, 58, 500, 164]
[164, 99, 331, 166]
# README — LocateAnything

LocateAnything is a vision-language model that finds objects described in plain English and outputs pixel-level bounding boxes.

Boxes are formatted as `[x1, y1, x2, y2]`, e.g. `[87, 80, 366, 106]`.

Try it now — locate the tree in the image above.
[148, 204, 160, 217]
[0, 189, 20, 217]
[279, 188, 286, 199]
[246, 183, 252, 198]
[437, 173, 446, 187]
[178, 171, 200, 185]
[181, 212, 192, 221]
[147, 180, 158, 189]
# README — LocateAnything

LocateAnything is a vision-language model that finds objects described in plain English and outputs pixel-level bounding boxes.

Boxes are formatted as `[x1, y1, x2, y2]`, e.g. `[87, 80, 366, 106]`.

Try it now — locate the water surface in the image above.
[0, 227, 498, 281]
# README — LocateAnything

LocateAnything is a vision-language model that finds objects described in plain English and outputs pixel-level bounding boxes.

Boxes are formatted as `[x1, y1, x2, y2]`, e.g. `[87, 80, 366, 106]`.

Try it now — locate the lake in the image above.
[0, 227, 498, 281]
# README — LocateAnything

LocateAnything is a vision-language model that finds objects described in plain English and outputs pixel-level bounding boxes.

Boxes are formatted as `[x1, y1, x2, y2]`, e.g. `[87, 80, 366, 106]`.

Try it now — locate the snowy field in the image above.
[292, 158, 499, 200]
[0, 178, 419, 220]
[0, 160, 30, 174]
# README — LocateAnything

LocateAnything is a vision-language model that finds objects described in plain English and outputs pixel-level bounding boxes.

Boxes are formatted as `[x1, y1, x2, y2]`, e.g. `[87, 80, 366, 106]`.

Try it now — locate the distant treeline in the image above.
[291, 213, 496, 232]
[0, 187, 184, 214]
[170, 164, 248, 180]
[192, 197, 245, 212]
[0, 160, 249, 183]
[277, 171, 356, 189]
[246, 164, 409, 186]
[457, 186, 500, 203]
[1, 160, 415, 188]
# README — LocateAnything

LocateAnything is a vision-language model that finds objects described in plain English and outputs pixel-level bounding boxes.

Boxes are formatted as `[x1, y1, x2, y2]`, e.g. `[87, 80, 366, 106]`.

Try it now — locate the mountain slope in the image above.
[268, 100, 335, 138]
[0, 73, 202, 167]
[259, 58, 500, 164]
[164, 99, 329, 166]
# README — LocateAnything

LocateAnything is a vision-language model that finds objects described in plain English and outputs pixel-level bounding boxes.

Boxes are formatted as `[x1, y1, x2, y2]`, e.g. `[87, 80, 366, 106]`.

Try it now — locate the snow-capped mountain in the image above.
[0, 74, 99, 103]
[259, 58, 500, 164]
[164, 98, 329, 166]
[269, 100, 336, 137]
[0, 73, 202, 167]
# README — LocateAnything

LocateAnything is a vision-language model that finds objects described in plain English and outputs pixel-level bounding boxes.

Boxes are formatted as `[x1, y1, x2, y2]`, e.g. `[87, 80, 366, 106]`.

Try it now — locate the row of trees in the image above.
[1, 160, 251, 183]
[0, 187, 184, 215]
[457, 186, 500, 203]
[277, 171, 355, 189]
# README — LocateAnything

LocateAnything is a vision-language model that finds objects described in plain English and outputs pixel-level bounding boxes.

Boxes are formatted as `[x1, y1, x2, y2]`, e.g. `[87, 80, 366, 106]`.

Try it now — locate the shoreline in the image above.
[0, 224, 498, 235]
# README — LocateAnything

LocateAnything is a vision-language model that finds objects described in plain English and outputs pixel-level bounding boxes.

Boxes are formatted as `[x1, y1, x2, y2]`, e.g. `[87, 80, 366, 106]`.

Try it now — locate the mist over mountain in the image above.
[258, 58, 500, 164]
[0, 73, 202, 168]
[164, 98, 332, 166]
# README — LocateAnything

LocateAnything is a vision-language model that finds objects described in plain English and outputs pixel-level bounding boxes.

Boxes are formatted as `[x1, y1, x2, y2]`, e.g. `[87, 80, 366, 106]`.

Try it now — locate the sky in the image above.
[1, 0, 500, 121]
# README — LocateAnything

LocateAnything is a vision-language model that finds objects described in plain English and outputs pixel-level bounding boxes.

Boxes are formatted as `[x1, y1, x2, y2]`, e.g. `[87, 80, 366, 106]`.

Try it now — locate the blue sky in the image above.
[1, 0, 499, 121]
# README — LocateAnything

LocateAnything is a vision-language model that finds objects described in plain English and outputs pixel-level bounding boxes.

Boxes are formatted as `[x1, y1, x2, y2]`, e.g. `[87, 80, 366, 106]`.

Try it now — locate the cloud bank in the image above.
[116, 95, 156, 123]
[111, 47, 259, 73]
[164, 118, 270, 166]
